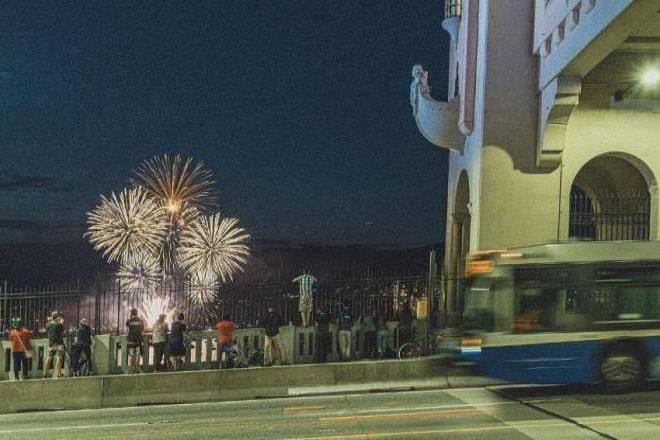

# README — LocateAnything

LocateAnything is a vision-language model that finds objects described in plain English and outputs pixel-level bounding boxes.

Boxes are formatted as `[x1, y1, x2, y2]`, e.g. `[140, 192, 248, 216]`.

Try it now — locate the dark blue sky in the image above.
[0, 1, 449, 247]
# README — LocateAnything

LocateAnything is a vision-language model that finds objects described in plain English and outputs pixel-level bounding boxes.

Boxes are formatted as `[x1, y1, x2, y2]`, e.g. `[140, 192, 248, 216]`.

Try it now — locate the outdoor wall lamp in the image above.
[614, 66, 659, 102]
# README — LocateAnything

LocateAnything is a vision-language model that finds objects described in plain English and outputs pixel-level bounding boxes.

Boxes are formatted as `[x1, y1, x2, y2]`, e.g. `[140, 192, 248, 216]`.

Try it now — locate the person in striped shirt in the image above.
[292, 270, 317, 327]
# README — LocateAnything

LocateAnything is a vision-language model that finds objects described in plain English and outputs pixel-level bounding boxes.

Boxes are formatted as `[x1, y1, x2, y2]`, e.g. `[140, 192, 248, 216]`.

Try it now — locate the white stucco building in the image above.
[411, 0, 660, 313]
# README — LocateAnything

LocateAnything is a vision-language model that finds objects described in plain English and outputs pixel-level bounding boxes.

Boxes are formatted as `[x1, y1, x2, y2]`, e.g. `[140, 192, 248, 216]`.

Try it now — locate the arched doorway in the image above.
[447, 171, 470, 317]
[569, 155, 653, 241]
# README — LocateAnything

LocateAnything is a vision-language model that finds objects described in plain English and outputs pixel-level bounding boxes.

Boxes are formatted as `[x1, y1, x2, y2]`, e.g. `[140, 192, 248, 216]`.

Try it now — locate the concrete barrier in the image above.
[0, 356, 468, 414]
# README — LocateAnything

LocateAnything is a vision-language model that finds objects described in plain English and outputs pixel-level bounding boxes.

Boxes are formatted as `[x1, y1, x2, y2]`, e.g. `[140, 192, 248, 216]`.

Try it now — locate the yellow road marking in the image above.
[284, 405, 327, 414]
[318, 409, 480, 423]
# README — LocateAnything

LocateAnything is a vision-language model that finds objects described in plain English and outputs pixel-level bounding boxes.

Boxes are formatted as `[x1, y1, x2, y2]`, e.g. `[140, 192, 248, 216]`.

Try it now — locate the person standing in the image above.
[216, 314, 235, 369]
[315, 309, 331, 363]
[376, 314, 390, 358]
[337, 304, 353, 361]
[151, 314, 168, 372]
[262, 307, 285, 366]
[71, 318, 93, 376]
[169, 313, 188, 371]
[361, 313, 376, 359]
[126, 308, 145, 374]
[43, 311, 66, 379]
[397, 302, 414, 347]
[9, 318, 32, 380]
[292, 270, 317, 327]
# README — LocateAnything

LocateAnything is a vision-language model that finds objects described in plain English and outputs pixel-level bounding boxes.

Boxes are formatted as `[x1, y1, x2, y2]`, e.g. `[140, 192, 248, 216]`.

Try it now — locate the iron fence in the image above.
[444, 0, 462, 18]
[569, 188, 650, 241]
[0, 273, 443, 336]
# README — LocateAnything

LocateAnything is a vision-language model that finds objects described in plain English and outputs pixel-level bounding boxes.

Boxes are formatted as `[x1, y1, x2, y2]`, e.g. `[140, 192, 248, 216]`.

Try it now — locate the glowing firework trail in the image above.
[139, 295, 177, 329]
[178, 213, 250, 283]
[85, 187, 168, 263]
[116, 252, 162, 296]
[186, 270, 219, 305]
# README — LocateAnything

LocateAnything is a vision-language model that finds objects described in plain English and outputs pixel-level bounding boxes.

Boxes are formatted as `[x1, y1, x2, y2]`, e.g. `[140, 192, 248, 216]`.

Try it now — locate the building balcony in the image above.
[410, 65, 463, 151]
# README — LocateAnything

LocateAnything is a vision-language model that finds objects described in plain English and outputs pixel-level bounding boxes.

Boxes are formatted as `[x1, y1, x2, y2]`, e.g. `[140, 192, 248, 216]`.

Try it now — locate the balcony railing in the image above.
[444, 0, 462, 18]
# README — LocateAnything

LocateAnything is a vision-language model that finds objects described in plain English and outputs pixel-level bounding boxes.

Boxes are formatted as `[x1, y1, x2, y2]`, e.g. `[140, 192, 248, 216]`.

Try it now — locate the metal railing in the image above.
[0, 274, 442, 335]
[569, 188, 651, 241]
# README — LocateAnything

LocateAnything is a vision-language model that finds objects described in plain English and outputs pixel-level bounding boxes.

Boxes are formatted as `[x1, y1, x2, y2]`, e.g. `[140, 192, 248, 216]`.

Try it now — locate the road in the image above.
[0, 384, 658, 439]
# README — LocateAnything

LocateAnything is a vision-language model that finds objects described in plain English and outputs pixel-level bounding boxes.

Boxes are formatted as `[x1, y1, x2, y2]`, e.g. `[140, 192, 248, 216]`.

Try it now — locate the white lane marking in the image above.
[0, 422, 148, 434]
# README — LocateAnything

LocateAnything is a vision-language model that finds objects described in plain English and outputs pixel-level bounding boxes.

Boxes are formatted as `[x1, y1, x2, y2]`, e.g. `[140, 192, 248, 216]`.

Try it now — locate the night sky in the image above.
[0, 1, 450, 248]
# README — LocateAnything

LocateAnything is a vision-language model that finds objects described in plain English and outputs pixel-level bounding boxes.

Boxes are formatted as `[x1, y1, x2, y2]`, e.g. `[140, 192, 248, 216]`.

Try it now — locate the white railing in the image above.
[0, 322, 405, 380]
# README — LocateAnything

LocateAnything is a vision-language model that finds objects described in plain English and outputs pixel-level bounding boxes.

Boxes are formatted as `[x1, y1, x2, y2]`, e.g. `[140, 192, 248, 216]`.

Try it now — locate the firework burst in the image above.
[85, 187, 168, 263]
[116, 251, 162, 295]
[130, 154, 217, 272]
[186, 270, 219, 305]
[178, 213, 250, 283]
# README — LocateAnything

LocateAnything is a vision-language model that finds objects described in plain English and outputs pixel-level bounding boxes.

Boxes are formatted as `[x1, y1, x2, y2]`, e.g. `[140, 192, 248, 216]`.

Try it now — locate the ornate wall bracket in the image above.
[410, 65, 464, 151]
[537, 75, 581, 168]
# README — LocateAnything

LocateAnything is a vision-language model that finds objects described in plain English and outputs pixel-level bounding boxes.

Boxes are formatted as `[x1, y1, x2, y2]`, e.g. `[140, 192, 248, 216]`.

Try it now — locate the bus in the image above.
[459, 241, 660, 391]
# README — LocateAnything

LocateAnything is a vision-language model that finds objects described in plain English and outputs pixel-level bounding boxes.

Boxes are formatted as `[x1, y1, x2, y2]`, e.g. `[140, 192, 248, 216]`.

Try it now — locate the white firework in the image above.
[139, 295, 176, 329]
[85, 187, 168, 263]
[186, 270, 219, 305]
[130, 154, 217, 272]
[178, 213, 250, 283]
[130, 153, 218, 213]
[116, 252, 162, 296]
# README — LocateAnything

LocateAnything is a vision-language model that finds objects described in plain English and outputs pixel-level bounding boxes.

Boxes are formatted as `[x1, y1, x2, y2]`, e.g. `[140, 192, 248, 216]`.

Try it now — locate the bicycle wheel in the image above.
[398, 342, 420, 360]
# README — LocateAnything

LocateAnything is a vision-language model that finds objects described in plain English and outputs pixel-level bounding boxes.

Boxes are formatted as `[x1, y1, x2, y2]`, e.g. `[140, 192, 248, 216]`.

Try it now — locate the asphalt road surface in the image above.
[0, 384, 658, 439]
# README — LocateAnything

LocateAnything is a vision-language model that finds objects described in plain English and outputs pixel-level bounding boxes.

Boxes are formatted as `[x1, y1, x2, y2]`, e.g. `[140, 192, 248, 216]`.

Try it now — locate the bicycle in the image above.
[397, 333, 446, 360]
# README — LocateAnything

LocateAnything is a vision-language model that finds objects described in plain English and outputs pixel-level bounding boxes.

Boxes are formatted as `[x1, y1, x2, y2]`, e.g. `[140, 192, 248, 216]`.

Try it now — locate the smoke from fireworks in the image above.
[139, 295, 177, 329]
[85, 187, 168, 263]
[130, 154, 218, 272]
[186, 270, 219, 305]
[116, 252, 162, 295]
[178, 213, 250, 282]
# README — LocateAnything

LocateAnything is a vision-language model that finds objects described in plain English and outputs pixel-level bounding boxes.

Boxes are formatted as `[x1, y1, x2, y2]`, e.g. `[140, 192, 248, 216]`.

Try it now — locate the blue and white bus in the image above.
[460, 241, 660, 391]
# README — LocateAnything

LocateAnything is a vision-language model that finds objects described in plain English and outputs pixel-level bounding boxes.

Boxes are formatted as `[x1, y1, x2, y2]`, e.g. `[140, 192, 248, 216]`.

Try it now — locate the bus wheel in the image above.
[599, 347, 644, 393]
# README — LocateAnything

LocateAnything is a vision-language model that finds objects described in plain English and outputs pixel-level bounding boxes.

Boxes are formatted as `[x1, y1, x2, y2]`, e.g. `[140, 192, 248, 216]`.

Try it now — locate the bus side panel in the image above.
[481, 341, 601, 385]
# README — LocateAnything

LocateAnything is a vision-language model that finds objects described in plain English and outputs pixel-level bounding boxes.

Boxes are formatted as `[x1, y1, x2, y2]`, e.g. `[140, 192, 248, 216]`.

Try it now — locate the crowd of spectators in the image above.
[2, 294, 415, 379]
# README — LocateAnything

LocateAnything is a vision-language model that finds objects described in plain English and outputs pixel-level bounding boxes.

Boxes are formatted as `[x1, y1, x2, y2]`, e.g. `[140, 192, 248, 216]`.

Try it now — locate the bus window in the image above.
[592, 264, 660, 322]
[513, 266, 587, 333]
[463, 277, 496, 331]
[513, 288, 558, 332]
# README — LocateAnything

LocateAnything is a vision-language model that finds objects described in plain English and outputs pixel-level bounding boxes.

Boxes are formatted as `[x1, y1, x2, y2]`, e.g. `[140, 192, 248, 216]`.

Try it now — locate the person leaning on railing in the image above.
[151, 314, 169, 372]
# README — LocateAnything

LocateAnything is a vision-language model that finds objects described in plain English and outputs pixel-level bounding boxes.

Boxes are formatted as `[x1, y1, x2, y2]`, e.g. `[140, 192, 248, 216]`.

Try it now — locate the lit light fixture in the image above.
[614, 67, 660, 102]
[640, 68, 659, 86]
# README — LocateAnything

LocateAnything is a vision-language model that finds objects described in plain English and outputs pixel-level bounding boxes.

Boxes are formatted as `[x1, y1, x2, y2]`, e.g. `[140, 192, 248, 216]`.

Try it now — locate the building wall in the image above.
[476, 0, 562, 250]
[559, 91, 660, 239]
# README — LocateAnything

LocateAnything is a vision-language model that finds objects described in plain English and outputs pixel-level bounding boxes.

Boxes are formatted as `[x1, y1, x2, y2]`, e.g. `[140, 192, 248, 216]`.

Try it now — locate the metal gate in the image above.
[569, 187, 650, 241]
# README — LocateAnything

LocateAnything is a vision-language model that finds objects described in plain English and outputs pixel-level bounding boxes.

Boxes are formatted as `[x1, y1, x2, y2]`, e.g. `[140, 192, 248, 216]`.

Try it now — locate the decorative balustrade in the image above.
[0, 322, 408, 380]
